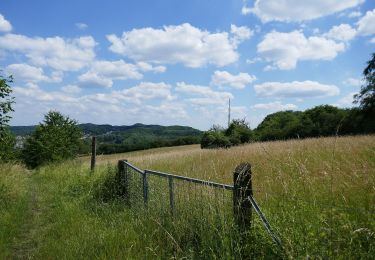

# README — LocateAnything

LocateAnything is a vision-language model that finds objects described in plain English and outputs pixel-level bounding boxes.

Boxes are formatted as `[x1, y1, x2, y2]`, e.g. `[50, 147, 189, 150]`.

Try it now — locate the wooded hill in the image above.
[11, 123, 203, 154]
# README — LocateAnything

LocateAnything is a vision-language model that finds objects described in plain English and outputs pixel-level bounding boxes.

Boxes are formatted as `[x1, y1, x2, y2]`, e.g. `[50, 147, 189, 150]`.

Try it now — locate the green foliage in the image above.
[201, 119, 253, 148]
[0, 128, 16, 162]
[254, 105, 375, 141]
[0, 73, 14, 133]
[0, 73, 16, 162]
[354, 52, 375, 113]
[201, 130, 231, 148]
[22, 111, 82, 168]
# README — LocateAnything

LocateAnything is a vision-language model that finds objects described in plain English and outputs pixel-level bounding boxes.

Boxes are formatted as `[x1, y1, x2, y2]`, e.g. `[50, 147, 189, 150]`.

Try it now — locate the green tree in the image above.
[354, 52, 375, 112]
[0, 73, 16, 162]
[22, 111, 82, 168]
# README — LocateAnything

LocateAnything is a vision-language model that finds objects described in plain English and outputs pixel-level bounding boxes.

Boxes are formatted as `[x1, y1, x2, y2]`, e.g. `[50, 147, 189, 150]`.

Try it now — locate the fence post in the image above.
[90, 136, 96, 172]
[168, 176, 175, 215]
[117, 160, 130, 205]
[143, 171, 149, 207]
[233, 162, 252, 232]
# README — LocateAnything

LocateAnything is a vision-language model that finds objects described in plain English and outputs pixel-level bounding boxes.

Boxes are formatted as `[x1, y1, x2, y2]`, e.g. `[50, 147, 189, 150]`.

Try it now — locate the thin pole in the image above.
[90, 136, 96, 172]
[228, 98, 231, 127]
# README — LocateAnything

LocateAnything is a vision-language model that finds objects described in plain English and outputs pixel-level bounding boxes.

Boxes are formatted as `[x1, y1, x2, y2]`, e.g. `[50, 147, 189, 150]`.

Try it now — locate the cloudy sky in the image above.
[0, 0, 374, 130]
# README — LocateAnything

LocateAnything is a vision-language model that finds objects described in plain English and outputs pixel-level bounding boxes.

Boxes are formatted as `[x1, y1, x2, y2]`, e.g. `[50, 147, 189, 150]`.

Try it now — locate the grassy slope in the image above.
[1, 135, 374, 258]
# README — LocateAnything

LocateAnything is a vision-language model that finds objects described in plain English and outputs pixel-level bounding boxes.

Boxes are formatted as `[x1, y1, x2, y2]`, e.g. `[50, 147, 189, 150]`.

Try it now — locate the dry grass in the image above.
[1, 135, 374, 258]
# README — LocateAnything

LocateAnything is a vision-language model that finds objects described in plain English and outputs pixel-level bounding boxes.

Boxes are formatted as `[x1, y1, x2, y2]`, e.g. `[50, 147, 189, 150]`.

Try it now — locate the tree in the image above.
[354, 52, 375, 112]
[0, 73, 16, 162]
[22, 111, 82, 168]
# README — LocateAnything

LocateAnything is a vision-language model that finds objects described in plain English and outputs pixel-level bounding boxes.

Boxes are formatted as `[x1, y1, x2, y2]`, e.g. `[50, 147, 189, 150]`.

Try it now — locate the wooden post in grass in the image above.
[233, 162, 252, 232]
[117, 160, 130, 205]
[90, 136, 96, 172]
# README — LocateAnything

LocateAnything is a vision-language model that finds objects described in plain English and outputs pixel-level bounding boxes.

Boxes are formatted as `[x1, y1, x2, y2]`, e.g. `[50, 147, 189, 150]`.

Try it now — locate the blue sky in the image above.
[0, 0, 374, 130]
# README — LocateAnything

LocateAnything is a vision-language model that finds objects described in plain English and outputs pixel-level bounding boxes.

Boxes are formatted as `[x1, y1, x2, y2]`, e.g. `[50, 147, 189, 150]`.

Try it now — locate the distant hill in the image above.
[11, 123, 202, 137]
[11, 123, 203, 154]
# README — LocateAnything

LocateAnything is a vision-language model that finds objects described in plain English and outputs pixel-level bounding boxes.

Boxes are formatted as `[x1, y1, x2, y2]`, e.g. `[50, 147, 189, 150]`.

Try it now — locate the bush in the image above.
[0, 128, 16, 162]
[22, 111, 82, 168]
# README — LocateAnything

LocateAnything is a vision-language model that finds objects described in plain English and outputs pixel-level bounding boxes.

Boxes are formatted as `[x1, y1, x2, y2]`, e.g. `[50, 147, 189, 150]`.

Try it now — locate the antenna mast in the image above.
[228, 98, 231, 127]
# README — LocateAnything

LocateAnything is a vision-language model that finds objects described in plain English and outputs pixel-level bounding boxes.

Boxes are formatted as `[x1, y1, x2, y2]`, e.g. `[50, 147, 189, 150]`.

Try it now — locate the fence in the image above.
[117, 159, 282, 249]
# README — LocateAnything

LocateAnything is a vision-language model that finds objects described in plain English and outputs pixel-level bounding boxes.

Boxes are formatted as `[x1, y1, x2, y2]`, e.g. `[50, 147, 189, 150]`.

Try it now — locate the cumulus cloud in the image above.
[230, 24, 253, 46]
[245, 0, 364, 22]
[357, 9, 375, 36]
[107, 23, 248, 68]
[76, 23, 88, 30]
[251, 101, 297, 110]
[343, 77, 364, 87]
[78, 60, 165, 88]
[334, 92, 357, 107]
[0, 34, 96, 71]
[176, 82, 233, 105]
[257, 30, 345, 70]
[62, 85, 82, 94]
[210, 70, 256, 89]
[348, 11, 362, 18]
[324, 24, 357, 42]
[12, 82, 184, 125]
[254, 81, 340, 98]
[6, 63, 62, 83]
[0, 14, 12, 32]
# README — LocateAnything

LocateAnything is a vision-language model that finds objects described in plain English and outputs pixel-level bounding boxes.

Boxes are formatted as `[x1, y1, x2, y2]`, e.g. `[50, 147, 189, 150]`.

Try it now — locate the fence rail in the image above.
[117, 159, 282, 250]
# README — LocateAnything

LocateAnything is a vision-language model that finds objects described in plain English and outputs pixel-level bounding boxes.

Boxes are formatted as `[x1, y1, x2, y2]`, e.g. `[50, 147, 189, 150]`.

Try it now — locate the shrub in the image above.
[22, 111, 82, 168]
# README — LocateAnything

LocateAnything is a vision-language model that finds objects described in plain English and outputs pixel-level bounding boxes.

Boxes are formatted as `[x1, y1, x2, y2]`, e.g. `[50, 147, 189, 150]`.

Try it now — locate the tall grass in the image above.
[0, 135, 374, 258]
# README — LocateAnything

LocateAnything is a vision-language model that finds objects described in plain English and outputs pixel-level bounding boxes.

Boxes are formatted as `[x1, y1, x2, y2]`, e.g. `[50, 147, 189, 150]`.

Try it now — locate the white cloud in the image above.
[324, 24, 357, 42]
[0, 14, 12, 32]
[136, 62, 166, 73]
[76, 23, 88, 30]
[6, 63, 62, 83]
[257, 30, 345, 70]
[251, 101, 297, 110]
[12, 82, 184, 125]
[78, 60, 143, 88]
[230, 24, 253, 46]
[62, 85, 81, 94]
[241, 5, 251, 15]
[107, 23, 243, 68]
[334, 92, 357, 107]
[246, 0, 364, 22]
[176, 82, 233, 105]
[371, 37, 375, 43]
[0, 34, 96, 71]
[348, 11, 362, 18]
[343, 77, 364, 87]
[116, 82, 174, 104]
[246, 57, 262, 64]
[254, 81, 340, 98]
[210, 70, 256, 89]
[357, 9, 375, 36]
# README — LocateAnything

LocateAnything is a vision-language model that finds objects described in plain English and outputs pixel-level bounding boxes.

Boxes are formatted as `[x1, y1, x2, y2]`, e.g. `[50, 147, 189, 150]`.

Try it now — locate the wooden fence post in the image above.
[143, 171, 149, 207]
[117, 160, 129, 205]
[168, 176, 175, 215]
[233, 162, 252, 232]
[90, 136, 96, 172]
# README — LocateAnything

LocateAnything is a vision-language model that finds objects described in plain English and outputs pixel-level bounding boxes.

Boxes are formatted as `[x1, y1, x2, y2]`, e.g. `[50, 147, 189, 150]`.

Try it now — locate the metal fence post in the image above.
[233, 162, 252, 232]
[168, 176, 175, 215]
[143, 171, 149, 207]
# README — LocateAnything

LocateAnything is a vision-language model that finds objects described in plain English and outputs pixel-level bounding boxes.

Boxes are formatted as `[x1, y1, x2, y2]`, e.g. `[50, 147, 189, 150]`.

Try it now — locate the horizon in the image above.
[1, 0, 374, 130]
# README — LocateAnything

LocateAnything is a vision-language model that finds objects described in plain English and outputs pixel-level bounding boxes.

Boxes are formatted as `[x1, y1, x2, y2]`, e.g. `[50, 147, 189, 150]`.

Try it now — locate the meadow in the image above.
[1, 135, 374, 259]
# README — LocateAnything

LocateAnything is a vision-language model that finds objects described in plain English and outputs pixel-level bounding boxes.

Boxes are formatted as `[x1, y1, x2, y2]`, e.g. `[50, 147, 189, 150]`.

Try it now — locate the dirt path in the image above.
[11, 173, 41, 259]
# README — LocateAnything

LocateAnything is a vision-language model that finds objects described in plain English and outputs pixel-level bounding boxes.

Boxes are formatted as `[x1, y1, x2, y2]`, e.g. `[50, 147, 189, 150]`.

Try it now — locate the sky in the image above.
[0, 0, 374, 130]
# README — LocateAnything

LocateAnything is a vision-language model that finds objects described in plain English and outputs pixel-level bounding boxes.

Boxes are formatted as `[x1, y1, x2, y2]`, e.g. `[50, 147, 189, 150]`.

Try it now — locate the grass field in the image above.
[1, 135, 374, 258]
